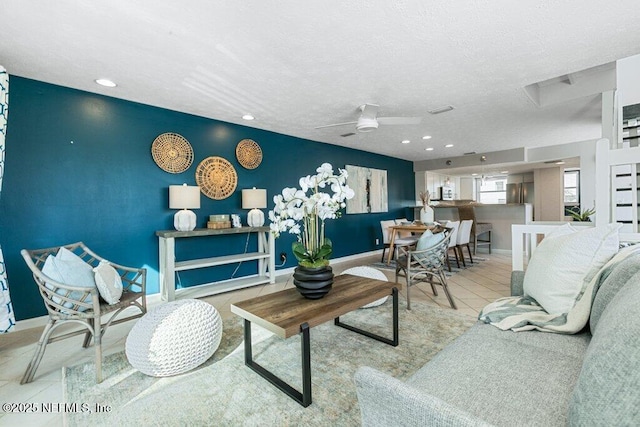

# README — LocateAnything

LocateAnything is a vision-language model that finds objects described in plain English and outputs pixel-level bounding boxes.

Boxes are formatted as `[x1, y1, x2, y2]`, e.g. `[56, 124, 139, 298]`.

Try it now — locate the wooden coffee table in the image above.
[230, 273, 399, 407]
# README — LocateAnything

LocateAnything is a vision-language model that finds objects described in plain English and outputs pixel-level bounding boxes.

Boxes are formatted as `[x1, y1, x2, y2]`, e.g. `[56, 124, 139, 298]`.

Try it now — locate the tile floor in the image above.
[0, 251, 512, 426]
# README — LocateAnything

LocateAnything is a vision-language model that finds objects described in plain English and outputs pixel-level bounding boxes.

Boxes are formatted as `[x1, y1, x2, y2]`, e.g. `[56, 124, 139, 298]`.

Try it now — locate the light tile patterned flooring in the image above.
[0, 251, 512, 426]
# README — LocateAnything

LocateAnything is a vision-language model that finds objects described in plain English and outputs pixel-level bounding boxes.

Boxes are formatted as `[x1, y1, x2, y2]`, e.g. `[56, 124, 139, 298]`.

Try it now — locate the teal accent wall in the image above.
[0, 76, 415, 320]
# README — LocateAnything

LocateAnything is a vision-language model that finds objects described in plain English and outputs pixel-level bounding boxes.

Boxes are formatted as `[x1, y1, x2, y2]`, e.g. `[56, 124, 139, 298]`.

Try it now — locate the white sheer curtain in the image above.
[0, 65, 14, 333]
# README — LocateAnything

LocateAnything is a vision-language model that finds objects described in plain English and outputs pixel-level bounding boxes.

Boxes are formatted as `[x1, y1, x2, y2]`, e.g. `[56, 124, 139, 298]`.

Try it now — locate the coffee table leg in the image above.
[243, 319, 312, 407]
[334, 287, 399, 347]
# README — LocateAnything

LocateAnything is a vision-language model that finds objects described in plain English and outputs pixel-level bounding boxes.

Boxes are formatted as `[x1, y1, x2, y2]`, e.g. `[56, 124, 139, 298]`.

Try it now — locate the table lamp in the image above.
[169, 184, 201, 231]
[242, 188, 267, 227]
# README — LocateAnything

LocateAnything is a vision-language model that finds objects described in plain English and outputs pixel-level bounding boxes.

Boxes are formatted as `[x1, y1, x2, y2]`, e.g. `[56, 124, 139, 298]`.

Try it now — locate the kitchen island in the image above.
[417, 203, 533, 252]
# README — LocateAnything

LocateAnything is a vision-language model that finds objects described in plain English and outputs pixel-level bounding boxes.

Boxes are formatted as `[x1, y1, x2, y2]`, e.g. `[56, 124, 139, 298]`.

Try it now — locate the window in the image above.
[564, 169, 580, 216]
[476, 178, 507, 204]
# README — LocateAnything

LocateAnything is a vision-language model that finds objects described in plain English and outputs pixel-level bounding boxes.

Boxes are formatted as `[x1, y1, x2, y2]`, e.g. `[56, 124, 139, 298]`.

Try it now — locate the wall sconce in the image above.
[169, 184, 201, 231]
[242, 188, 267, 227]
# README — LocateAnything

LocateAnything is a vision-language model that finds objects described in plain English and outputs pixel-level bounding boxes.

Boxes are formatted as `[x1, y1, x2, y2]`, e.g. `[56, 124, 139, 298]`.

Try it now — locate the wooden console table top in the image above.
[156, 226, 269, 238]
[230, 274, 399, 339]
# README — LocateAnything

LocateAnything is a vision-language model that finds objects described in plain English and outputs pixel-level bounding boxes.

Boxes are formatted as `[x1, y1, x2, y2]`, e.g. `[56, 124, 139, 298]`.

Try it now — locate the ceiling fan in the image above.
[314, 104, 422, 134]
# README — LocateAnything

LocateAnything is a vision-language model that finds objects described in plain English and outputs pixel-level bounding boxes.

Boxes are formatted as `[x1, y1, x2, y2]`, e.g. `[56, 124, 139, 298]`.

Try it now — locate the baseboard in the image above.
[11, 250, 384, 331]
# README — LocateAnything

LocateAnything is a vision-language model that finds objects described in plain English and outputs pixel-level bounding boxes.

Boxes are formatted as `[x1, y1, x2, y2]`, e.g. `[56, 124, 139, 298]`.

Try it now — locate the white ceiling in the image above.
[2, 1, 640, 161]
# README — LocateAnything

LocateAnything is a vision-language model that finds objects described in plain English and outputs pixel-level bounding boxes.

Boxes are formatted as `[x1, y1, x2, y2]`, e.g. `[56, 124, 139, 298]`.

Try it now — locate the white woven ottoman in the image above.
[125, 299, 223, 377]
[341, 266, 389, 308]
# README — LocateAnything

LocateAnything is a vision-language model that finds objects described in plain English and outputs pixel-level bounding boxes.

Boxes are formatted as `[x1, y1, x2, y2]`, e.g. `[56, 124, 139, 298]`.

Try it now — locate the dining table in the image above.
[386, 223, 440, 264]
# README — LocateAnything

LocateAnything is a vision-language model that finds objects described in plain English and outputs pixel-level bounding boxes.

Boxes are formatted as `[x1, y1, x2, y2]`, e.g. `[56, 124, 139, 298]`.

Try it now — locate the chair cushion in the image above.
[568, 271, 640, 426]
[93, 261, 123, 305]
[523, 223, 620, 315]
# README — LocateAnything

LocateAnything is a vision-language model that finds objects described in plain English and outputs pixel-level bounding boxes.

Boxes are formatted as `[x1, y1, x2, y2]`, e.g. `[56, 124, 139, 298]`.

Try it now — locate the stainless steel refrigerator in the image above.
[506, 182, 534, 204]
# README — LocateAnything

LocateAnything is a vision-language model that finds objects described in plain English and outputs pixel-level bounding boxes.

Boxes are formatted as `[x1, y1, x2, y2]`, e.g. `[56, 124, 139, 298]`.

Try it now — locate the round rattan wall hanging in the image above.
[235, 139, 263, 169]
[195, 156, 238, 200]
[151, 132, 194, 174]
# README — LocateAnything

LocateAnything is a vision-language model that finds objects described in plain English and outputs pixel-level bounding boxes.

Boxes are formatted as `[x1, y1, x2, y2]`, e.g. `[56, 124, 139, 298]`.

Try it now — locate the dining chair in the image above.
[456, 219, 474, 266]
[20, 242, 147, 384]
[443, 220, 460, 271]
[380, 220, 418, 263]
[457, 205, 492, 254]
[395, 228, 456, 310]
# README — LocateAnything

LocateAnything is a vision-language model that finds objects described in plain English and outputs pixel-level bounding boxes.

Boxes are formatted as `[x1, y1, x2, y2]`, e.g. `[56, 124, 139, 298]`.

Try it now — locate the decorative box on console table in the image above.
[207, 214, 231, 229]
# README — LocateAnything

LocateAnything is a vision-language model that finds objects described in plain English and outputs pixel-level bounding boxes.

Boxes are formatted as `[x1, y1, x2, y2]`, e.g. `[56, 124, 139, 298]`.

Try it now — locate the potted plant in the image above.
[269, 163, 354, 298]
[569, 207, 595, 222]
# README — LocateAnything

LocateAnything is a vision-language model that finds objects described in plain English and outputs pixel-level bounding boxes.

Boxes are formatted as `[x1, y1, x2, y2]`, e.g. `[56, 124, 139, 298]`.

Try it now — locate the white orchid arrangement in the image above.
[269, 163, 355, 268]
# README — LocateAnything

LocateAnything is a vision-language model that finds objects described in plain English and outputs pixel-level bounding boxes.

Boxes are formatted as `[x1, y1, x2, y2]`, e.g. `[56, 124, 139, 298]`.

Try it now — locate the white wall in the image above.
[618, 54, 640, 108]
[459, 177, 474, 200]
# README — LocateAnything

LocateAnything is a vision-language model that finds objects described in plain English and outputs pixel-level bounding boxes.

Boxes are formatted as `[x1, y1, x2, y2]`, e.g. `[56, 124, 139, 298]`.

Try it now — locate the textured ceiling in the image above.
[2, 1, 640, 161]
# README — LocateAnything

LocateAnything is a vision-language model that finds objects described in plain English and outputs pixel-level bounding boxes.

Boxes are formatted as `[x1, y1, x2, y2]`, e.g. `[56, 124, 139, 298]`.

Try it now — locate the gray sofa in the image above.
[354, 253, 640, 426]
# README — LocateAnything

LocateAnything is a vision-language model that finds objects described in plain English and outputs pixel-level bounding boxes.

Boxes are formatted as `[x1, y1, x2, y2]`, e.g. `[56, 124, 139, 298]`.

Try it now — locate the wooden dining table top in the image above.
[386, 223, 445, 264]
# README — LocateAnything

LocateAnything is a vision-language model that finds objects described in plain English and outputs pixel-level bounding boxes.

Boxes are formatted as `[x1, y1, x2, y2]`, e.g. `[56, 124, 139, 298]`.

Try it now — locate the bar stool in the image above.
[457, 205, 492, 255]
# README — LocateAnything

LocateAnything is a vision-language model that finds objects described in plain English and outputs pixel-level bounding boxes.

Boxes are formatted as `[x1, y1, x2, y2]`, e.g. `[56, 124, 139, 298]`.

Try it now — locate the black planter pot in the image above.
[292, 265, 334, 299]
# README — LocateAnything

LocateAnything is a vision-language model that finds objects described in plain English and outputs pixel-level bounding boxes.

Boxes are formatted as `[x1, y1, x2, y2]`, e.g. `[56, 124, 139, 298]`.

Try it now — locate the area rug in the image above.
[63, 300, 475, 426]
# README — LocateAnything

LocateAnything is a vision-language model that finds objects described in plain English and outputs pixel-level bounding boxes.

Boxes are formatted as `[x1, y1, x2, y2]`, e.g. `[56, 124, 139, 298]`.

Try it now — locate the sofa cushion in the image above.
[568, 271, 640, 426]
[523, 223, 620, 315]
[407, 323, 588, 426]
[589, 251, 640, 333]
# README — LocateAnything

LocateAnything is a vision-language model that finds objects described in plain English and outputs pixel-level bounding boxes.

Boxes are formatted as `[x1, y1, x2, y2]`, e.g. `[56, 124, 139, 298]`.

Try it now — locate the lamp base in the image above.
[174, 209, 197, 231]
[247, 209, 265, 227]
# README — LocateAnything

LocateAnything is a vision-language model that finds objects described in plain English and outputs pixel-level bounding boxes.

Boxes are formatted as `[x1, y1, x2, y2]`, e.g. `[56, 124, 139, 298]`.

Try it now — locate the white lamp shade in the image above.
[242, 188, 267, 209]
[169, 184, 201, 209]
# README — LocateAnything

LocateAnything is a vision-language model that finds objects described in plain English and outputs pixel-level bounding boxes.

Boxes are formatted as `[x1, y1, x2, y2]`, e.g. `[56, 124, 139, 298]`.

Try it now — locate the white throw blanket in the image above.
[479, 245, 640, 333]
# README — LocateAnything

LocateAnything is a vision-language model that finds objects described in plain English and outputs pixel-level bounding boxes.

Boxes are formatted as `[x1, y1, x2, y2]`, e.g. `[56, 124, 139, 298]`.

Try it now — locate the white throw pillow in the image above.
[93, 261, 123, 304]
[523, 223, 621, 315]
[55, 247, 96, 287]
[41, 251, 96, 312]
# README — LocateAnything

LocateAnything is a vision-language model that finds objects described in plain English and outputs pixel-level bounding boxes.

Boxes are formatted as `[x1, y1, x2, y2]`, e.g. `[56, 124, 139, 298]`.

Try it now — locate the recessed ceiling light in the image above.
[445, 144, 454, 148]
[471, 173, 478, 176]
[425, 147, 434, 151]
[401, 140, 410, 144]
[95, 78, 116, 87]
[422, 135, 432, 140]
[501, 170, 509, 174]
[242, 114, 255, 121]
[555, 161, 565, 165]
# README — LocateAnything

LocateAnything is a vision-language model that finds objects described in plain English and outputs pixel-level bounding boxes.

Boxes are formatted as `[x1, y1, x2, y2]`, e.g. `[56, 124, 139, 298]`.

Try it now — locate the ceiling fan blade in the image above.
[377, 116, 422, 125]
[359, 103, 380, 120]
[314, 121, 357, 130]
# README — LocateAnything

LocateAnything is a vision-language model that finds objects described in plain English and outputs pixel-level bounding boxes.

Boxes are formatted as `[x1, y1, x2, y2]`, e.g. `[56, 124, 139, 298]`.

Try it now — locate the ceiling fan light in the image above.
[356, 117, 378, 132]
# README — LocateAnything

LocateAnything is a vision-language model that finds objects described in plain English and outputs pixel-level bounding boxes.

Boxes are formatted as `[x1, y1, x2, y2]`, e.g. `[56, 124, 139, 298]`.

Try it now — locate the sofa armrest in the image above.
[510, 270, 525, 296]
[354, 367, 490, 427]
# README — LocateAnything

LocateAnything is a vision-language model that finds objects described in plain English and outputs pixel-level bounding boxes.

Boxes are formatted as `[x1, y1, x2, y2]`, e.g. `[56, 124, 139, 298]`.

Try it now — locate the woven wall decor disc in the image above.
[236, 139, 263, 169]
[151, 133, 194, 173]
[195, 156, 238, 200]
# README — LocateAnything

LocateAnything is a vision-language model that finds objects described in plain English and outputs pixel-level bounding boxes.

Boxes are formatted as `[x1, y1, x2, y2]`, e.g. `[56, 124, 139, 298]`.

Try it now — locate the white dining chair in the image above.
[380, 220, 418, 263]
[456, 219, 474, 266]
[443, 220, 460, 271]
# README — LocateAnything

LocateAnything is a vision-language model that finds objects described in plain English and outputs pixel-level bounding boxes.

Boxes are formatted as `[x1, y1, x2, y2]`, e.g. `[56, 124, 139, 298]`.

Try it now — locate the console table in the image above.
[156, 227, 275, 302]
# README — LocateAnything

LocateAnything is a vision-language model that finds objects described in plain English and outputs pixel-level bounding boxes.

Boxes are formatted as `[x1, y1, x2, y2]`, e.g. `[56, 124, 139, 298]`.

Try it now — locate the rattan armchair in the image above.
[395, 229, 457, 310]
[20, 242, 146, 384]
